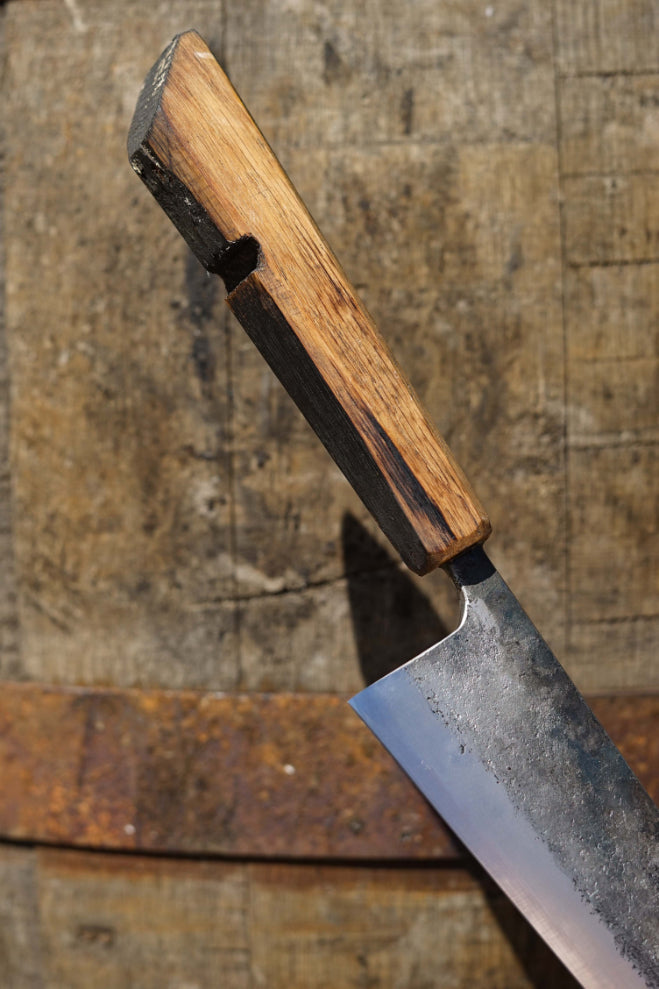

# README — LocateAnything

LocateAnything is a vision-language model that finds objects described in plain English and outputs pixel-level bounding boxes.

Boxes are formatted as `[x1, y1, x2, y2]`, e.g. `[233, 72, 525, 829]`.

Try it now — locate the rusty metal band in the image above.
[0, 683, 656, 860]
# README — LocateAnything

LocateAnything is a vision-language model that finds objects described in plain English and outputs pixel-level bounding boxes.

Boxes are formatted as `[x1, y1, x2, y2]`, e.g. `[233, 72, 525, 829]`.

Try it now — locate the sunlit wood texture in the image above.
[2, 0, 658, 985]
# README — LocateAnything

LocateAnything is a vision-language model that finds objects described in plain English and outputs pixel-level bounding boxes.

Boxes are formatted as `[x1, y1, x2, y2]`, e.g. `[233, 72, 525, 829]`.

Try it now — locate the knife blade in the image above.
[128, 31, 659, 988]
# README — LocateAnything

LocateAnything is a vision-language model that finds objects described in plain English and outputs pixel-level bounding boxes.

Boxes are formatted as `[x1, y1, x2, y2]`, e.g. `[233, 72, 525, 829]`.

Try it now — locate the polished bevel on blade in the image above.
[350, 548, 659, 989]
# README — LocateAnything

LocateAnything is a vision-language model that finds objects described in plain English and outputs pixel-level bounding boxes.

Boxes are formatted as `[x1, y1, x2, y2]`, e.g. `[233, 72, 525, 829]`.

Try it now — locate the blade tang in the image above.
[128, 30, 490, 574]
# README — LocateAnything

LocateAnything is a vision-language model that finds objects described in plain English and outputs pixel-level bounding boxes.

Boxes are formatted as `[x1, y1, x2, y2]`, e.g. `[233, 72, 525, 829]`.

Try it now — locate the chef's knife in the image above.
[128, 31, 659, 988]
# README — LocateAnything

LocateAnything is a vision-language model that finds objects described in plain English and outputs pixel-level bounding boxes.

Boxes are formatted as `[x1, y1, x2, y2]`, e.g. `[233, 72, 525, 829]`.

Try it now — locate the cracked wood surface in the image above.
[0, 845, 584, 988]
[1, 2, 657, 986]
[3, 0, 657, 693]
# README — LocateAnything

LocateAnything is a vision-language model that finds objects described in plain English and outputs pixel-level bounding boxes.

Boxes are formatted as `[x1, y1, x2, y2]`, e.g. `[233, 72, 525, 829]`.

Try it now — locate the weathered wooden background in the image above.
[1, 0, 657, 985]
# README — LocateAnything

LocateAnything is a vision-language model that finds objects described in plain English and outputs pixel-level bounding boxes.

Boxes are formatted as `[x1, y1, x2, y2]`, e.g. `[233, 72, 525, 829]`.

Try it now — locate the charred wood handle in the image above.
[128, 30, 490, 574]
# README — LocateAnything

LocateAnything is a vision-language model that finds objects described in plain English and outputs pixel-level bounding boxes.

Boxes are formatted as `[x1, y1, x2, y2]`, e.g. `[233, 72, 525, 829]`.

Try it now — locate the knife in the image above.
[128, 31, 659, 988]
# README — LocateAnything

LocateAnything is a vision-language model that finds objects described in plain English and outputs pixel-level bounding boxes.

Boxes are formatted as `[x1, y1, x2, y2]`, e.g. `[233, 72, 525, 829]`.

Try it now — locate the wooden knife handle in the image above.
[128, 30, 490, 574]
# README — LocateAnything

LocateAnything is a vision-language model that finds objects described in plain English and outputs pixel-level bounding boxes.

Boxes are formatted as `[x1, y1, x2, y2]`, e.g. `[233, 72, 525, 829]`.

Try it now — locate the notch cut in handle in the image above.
[128, 30, 490, 574]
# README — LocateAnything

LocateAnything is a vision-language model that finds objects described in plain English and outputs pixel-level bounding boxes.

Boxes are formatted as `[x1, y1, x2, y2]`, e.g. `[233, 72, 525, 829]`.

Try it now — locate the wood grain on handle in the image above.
[128, 30, 490, 574]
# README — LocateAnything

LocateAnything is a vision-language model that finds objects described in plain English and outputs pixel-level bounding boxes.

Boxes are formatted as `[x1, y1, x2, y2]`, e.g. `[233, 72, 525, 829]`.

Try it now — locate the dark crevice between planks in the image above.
[0, 3, 22, 680]
[550, 0, 573, 660]
[559, 69, 659, 79]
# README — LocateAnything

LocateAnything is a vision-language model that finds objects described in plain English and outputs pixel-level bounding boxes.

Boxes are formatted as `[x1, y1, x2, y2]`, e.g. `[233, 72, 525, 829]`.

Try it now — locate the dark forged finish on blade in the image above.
[350, 547, 659, 989]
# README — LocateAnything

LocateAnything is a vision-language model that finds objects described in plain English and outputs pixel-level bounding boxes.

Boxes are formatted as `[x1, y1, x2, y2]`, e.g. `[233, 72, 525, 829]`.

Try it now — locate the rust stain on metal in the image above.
[0, 683, 655, 860]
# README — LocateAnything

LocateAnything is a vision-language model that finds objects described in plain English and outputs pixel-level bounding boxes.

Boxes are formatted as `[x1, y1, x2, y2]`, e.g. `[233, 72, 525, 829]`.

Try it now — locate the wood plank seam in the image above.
[550, 0, 572, 659]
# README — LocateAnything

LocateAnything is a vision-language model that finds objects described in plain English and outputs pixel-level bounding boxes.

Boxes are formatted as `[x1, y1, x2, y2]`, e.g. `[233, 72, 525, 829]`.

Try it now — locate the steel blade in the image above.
[350, 547, 659, 989]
